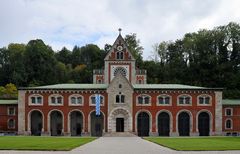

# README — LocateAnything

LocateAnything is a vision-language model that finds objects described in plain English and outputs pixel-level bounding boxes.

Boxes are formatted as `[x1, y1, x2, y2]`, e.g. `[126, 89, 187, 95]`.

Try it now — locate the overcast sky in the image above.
[0, 0, 240, 59]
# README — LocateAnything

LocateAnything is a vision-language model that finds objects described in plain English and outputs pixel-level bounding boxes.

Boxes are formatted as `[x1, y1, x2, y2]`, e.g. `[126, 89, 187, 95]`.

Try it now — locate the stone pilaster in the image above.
[18, 90, 26, 135]
[215, 91, 223, 135]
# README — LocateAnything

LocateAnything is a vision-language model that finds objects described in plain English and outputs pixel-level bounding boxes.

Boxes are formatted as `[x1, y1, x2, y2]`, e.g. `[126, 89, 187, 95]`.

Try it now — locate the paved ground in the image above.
[0, 137, 240, 154]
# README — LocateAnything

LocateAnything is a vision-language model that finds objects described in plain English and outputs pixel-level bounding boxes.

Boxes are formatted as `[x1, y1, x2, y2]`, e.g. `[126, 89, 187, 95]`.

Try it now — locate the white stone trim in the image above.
[196, 109, 213, 134]
[176, 109, 193, 135]
[177, 94, 192, 106]
[67, 109, 85, 134]
[156, 94, 172, 106]
[197, 94, 212, 106]
[27, 109, 44, 132]
[28, 94, 43, 106]
[88, 110, 105, 134]
[68, 94, 84, 106]
[89, 94, 105, 106]
[48, 94, 64, 106]
[47, 109, 64, 133]
[135, 109, 152, 133]
[155, 110, 173, 134]
[225, 118, 233, 130]
[136, 94, 152, 106]
[225, 108, 233, 116]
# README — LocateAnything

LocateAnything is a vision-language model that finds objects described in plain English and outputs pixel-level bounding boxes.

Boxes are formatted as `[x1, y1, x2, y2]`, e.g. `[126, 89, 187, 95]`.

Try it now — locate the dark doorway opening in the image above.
[90, 111, 104, 137]
[158, 112, 170, 136]
[70, 111, 83, 136]
[178, 112, 190, 136]
[137, 112, 150, 136]
[50, 111, 63, 136]
[198, 112, 210, 136]
[31, 111, 43, 136]
[116, 118, 124, 132]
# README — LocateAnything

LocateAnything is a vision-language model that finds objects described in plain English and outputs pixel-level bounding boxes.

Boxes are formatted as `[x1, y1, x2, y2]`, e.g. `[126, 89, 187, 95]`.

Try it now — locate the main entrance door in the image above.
[116, 118, 124, 132]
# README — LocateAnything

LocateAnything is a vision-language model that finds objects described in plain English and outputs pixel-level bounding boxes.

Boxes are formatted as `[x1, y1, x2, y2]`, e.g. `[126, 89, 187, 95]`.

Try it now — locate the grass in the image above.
[145, 137, 240, 151]
[0, 136, 96, 151]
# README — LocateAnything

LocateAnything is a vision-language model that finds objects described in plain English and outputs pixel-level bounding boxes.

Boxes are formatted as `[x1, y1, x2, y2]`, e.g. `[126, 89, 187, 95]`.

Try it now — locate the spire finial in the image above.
[118, 28, 122, 35]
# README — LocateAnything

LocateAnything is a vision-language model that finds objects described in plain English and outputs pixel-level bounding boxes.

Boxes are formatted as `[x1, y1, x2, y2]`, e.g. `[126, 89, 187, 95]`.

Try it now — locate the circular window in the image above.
[114, 67, 127, 77]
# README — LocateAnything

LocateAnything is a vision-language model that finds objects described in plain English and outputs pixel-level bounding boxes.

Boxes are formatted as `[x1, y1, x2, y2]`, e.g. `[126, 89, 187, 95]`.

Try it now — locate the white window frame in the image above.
[197, 94, 212, 106]
[28, 94, 43, 106]
[225, 108, 233, 116]
[7, 119, 15, 129]
[68, 94, 84, 106]
[225, 118, 233, 129]
[136, 94, 151, 106]
[48, 94, 64, 106]
[157, 94, 172, 106]
[89, 94, 104, 106]
[177, 94, 192, 106]
[7, 107, 16, 116]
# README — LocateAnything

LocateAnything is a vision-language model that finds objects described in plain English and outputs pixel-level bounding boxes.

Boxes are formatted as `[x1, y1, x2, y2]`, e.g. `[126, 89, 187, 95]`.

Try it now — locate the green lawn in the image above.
[0, 136, 96, 151]
[145, 137, 240, 151]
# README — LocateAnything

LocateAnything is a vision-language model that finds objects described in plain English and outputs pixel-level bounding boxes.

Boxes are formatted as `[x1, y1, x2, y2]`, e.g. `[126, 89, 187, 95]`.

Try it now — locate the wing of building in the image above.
[1, 32, 240, 137]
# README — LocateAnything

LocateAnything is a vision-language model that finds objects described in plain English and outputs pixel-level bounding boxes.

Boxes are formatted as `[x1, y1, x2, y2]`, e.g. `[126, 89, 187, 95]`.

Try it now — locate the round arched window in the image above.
[114, 67, 127, 77]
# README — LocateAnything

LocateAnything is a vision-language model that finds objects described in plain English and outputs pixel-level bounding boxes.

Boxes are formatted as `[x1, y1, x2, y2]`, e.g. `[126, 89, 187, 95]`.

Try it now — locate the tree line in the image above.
[0, 22, 239, 99]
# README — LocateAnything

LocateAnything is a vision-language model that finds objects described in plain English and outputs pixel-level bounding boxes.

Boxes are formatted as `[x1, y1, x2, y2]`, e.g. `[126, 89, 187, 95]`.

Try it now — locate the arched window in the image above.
[225, 119, 232, 129]
[90, 95, 104, 106]
[198, 95, 211, 105]
[29, 94, 43, 105]
[157, 95, 171, 105]
[49, 94, 63, 105]
[116, 94, 125, 103]
[114, 67, 127, 77]
[178, 94, 192, 105]
[69, 94, 83, 106]
[137, 95, 151, 105]
[116, 52, 124, 60]
[8, 119, 15, 129]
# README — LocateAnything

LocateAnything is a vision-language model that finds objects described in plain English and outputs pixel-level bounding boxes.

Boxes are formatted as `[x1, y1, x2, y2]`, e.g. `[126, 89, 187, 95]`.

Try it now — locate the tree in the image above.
[124, 33, 144, 67]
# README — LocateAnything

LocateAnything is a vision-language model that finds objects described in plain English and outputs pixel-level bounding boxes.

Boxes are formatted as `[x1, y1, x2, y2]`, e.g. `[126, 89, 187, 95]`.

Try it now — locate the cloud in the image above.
[0, 0, 239, 59]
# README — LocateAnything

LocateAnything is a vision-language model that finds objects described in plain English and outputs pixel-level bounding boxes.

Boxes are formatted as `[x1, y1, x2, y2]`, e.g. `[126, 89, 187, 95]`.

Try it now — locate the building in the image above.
[1, 31, 240, 136]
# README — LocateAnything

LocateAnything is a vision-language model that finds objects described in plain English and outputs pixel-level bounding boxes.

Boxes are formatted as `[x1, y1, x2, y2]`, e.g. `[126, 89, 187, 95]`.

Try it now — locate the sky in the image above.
[0, 0, 240, 59]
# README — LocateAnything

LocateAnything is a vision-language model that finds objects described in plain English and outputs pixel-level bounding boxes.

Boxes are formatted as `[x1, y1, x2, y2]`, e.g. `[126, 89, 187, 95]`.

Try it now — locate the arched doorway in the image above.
[137, 112, 150, 136]
[178, 112, 190, 136]
[31, 110, 43, 136]
[198, 112, 210, 136]
[109, 108, 131, 132]
[70, 111, 83, 136]
[158, 112, 170, 136]
[90, 111, 104, 137]
[50, 111, 63, 136]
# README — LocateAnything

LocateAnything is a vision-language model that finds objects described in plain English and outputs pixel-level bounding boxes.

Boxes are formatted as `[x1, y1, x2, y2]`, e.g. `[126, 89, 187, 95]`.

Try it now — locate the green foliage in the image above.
[0, 22, 239, 98]
[0, 83, 17, 98]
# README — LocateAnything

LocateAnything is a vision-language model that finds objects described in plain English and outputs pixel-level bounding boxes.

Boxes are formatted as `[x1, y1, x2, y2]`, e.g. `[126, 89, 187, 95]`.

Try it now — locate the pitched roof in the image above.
[222, 99, 240, 105]
[133, 84, 222, 90]
[0, 100, 18, 105]
[19, 84, 108, 90]
[104, 34, 135, 61]
[19, 83, 222, 90]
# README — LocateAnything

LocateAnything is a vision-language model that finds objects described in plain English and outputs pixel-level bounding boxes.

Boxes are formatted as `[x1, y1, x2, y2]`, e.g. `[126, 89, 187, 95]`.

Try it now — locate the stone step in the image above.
[103, 132, 137, 137]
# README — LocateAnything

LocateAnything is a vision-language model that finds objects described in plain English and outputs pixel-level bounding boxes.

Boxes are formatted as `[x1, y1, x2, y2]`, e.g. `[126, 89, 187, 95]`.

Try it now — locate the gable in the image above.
[104, 34, 135, 61]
